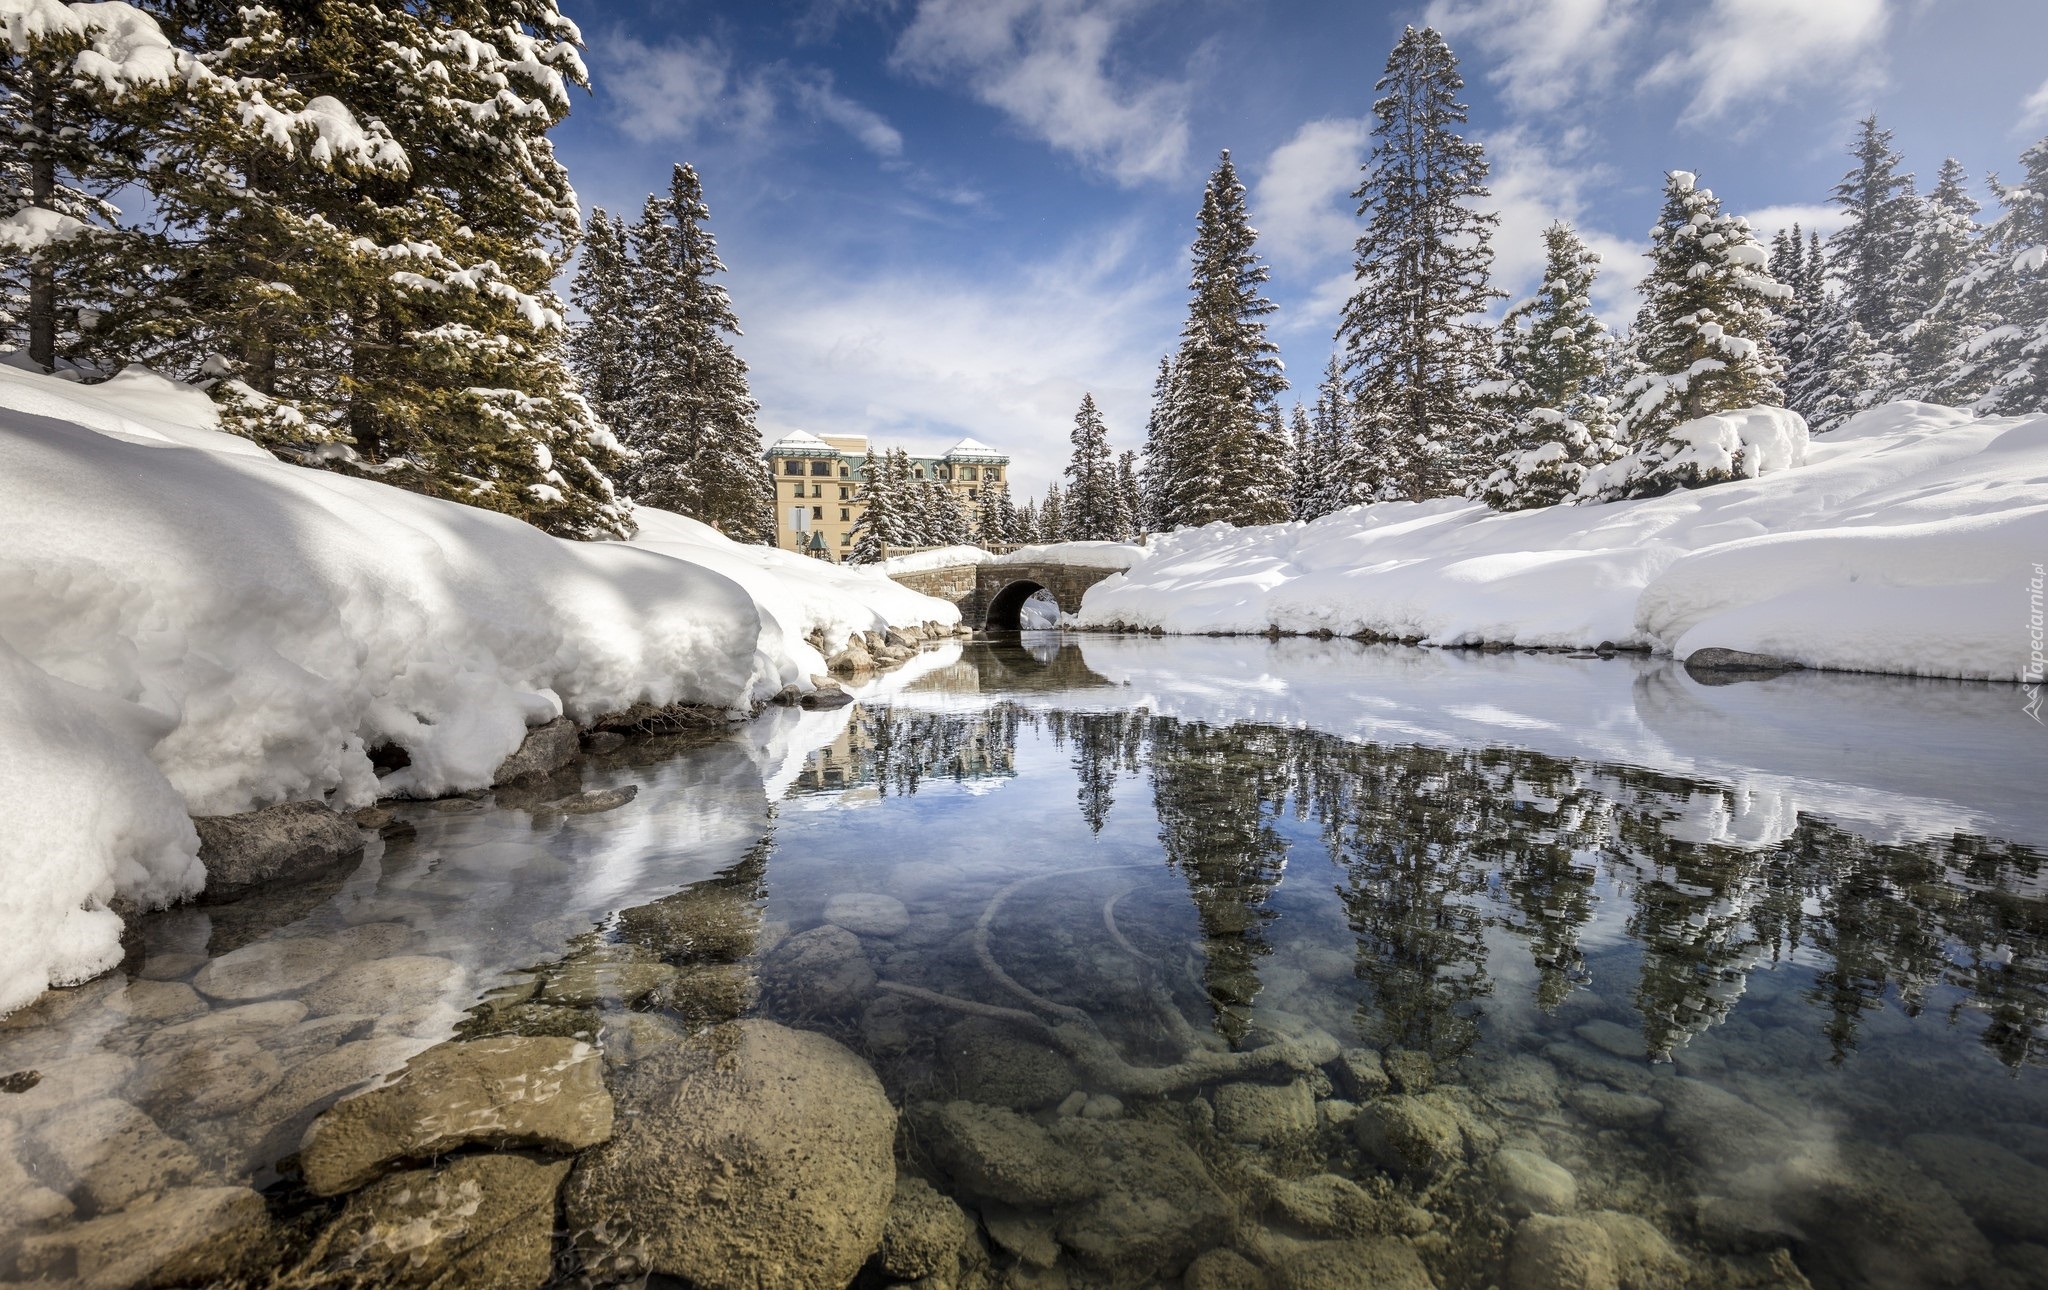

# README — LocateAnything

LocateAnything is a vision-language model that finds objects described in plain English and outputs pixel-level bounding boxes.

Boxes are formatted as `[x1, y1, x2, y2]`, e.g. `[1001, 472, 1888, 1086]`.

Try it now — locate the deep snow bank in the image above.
[1077, 403, 2048, 683]
[0, 365, 956, 1013]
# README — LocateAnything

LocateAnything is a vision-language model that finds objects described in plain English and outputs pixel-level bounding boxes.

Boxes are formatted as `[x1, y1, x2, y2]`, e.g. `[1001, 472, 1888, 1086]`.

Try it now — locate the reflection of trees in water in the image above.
[840, 699, 2048, 1068]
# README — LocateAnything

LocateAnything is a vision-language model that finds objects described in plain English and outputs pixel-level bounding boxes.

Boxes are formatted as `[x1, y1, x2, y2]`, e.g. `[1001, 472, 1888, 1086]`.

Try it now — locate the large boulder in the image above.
[917, 1100, 1100, 1208]
[193, 801, 364, 900]
[1049, 1117, 1236, 1276]
[936, 1016, 1078, 1110]
[1269, 1238, 1436, 1290]
[564, 1019, 896, 1290]
[1508, 1211, 1686, 1290]
[492, 716, 581, 785]
[873, 1172, 977, 1286]
[293, 1152, 569, 1289]
[299, 1036, 613, 1196]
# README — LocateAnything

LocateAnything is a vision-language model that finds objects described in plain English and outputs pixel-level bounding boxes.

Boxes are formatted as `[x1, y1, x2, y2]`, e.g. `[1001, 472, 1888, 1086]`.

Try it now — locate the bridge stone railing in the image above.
[886, 558, 1119, 630]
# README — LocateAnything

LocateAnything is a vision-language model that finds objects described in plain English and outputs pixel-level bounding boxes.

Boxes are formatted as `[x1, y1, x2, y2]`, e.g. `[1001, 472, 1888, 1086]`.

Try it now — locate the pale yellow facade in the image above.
[766, 431, 1010, 560]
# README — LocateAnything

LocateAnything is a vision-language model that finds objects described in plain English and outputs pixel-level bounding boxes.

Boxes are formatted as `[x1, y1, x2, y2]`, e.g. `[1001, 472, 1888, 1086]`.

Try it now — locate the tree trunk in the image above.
[27, 71, 56, 371]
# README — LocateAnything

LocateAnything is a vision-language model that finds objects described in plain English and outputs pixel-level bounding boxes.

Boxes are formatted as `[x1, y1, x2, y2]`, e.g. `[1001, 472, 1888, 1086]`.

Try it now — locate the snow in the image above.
[0, 206, 89, 253]
[1076, 402, 2048, 683]
[876, 541, 1147, 575]
[878, 544, 994, 574]
[0, 365, 956, 1015]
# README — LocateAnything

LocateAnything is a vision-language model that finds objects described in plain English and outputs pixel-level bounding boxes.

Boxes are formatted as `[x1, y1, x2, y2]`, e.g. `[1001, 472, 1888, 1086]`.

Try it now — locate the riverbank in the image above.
[0, 364, 962, 1016]
[1072, 402, 2048, 685]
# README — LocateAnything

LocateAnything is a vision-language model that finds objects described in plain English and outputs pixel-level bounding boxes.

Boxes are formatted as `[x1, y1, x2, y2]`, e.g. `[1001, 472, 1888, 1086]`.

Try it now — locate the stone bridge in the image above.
[886, 558, 1121, 631]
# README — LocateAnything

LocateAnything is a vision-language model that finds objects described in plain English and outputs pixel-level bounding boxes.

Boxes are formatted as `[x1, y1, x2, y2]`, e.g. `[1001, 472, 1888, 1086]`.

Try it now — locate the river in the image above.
[3, 635, 2044, 1289]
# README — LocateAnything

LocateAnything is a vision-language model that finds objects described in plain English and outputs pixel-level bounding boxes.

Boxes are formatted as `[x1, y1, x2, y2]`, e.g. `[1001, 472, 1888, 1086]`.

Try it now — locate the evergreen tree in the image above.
[1287, 404, 1323, 521]
[1933, 136, 2048, 414]
[1770, 228, 1876, 433]
[1014, 498, 1039, 545]
[1155, 152, 1289, 528]
[1062, 393, 1121, 540]
[1478, 221, 1614, 509]
[1038, 480, 1065, 542]
[622, 164, 770, 540]
[976, 475, 1018, 547]
[1337, 26, 1504, 501]
[187, 2, 629, 537]
[1828, 115, 1917, 368]
[567, 209, 638, 450]
[1115, 450, 1143, 540]
[0, 2, 205, 370]
[1897, 157, 1984, 390]
[848, 449, 900, 563]
[1596, 170, 1790, 499]
[1137, 355, 1181, 530]
[1308, 356, 1359, 518]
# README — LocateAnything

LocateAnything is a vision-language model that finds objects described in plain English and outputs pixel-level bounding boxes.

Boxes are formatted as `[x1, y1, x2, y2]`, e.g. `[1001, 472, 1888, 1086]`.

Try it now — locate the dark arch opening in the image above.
[984, 579, 1057, 631]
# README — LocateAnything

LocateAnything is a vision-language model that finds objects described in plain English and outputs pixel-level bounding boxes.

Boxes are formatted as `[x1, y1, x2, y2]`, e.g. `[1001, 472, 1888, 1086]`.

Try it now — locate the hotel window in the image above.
[839, 485, 850, 500]
[840, 532, 851, 546]
[812, 506, 824, 520]
[967, 488, 977, 501]
[811, 484, 822, 498]
[985, 466, 1001, 481]
[809, 459, 831, 476]
[961, 466, 978, 481]
[839, 465, 849, 477]
[914, 467, 925, 479]
[783, 459, 802, 475]
[840, 508, 850, 521]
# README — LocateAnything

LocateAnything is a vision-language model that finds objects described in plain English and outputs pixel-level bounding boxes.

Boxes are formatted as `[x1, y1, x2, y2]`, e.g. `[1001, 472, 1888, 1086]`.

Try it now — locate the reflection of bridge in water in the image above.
[885, 558, 1121, 631]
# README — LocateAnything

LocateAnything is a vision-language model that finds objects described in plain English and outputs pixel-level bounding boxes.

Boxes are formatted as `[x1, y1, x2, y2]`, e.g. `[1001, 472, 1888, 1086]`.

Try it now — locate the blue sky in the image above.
[553, 0, 2048, 494]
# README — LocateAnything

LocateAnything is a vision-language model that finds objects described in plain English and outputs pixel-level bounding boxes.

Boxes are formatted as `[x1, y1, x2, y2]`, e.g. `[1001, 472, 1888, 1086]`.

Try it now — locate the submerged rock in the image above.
[565, 1019, 896, 1290]
[874, 1172, 977, 1284]
[534, 785, 638, 817]
[300, 954, 467, 1018]
[540, 957, 677, 1009]
[1214, 1079, 1317, 1149]
[293, 1152, 569, 1289]
[10, 1186, 272, 1290]
[1268, 1237, 1436, 1290]
[759, 924, 876, 1016]
[1048, 1117, 1235, 1275]
[32, 1097, 200, 1210]
[190, 935, 340, 1001]
[1185, 1247, 1269, 1290]
[1903, 1133, 2048, 1242]
[1333, 1048, 1390, 1101]
[299, 1036, 612, 1196]
[1491, 1148, 1578, 1217]
[1353, 1091, 1495, 1183]
[644, 961, 758, 1029]
[918, 1100, 1100, 1208]
[615, 882, 764, 963]
[937, 1016, 1078, 1110]
[1508, 1211, 1685, 1290]
[823, 891, 912, 937]
[193, 800, 364, 900]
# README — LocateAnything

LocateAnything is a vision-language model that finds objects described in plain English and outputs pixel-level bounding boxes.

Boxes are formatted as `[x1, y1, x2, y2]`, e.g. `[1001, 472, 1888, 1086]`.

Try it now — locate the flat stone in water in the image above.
[33, 1098, 202, 1210]
[1492, 1147, 1579, 1217]
[1574, 1019, 1648, 1060]
[938, 1016, 1077, 1110]
[1214, 1079, 1316, 1147]
[1904, 1133, 2048, 1243]
[191, 936, 339, 1002]
[301, 955, 467, 1018]
[299, 1036, 613, 1196]
[823, 891, 911, 937]
[133, 1036, 282, 1120]
[11, 1186, 271, 1290]
[1269, 1237, 1436, 1290]
[293, 1152, 569, 1288]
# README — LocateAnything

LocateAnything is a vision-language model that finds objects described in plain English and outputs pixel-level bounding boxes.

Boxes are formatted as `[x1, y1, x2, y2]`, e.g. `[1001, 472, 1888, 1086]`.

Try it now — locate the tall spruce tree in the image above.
[622, 164, 770, 540]
[1138, 355, 1181, 530]
[567, 208, 637, 446]
[1307, 356, 1358, 518]
[977, 475, 1018, 547]
[1063, 393, 1121, 540]
[1897, 157, 1985, 392]
[1154, 152, 1289, 528]
[1338, 25, 1504, 501]
[1770, 228, 1876, 433]
[1478, 221, 1614, 509]
[1039, 480, 1066, 542]
[1115, 450, 1143, 540]
[1287, 404, 1323, 521]
[848, 449, 901, 563]
[1828, 115, 1917, 372]
[1933, 136, 2048, 414]
[1597, 170, 1789, 498]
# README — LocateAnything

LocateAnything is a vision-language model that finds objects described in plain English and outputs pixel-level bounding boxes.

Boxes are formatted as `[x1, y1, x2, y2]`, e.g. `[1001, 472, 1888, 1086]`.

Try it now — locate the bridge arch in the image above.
[983, 578, 1053, 631]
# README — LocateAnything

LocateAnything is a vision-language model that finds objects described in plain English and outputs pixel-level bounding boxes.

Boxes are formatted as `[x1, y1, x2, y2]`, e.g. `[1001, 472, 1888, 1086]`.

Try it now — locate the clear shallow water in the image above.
[3, 636, 2046, 1289]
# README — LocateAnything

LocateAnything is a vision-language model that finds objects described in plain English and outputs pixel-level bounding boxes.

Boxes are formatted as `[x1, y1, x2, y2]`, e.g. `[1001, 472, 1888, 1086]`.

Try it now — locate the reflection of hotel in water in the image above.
[791, 661, 1016, 797]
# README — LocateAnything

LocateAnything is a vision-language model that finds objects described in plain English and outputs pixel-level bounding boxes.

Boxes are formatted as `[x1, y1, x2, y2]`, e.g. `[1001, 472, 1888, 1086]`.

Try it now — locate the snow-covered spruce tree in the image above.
[1159, 151, 1289, 528]
[847, 449, 899, 563]
[1478, 221, 1614, 510]
[1115, 449, 1142, 540]
[976, 475, 1018, 546]
[1287, 404, 1322, 521]
[0, 1, 201, 370]
[1138, 355, 1182, 531]
[622, 164, 770, 540]
[1828, 115, 1917, 378]
[1896, 158, 1983, 391]
[568, 208, 638, 446]
[1039, 480, 1066, 542]
[1338, 26, 1504, 501]
[1014, 498, 1038, 545]
[1770, 228, 1876, 434]
[1306, 356, 1358, 518]
[1594, 170, 1790, 499]
[1063, 393, 1121, 540]
[1933, 136, 2048, 414]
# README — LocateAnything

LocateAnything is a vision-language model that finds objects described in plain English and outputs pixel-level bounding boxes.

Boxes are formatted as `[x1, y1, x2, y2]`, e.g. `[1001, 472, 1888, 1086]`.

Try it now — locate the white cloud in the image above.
[1738, 203, 1849, 240]
[2020, 76, 2048, 134]
[1254, 118, 1369, 271]
[1641, 0, 1892, 123]
[1482, 128, 1646, 324]
[792, 71, 905, 158]
[1424, 0, 1643, 114]
[891, 0, 1190, 186]
[596, 33, 778, 145]
[736, 228, 1180, 494]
